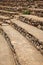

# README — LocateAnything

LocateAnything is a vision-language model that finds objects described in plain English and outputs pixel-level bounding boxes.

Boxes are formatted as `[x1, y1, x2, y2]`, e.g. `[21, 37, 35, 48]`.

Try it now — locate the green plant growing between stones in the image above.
[23, 10, 31, 15]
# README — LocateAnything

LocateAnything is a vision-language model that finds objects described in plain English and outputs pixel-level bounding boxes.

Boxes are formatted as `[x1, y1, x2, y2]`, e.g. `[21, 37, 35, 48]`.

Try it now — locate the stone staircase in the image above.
[34, 1, 43, 9]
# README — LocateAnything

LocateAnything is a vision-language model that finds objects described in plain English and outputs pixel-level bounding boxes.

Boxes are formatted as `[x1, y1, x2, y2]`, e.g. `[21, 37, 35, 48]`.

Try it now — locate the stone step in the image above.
[1, 25, 43, 65]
